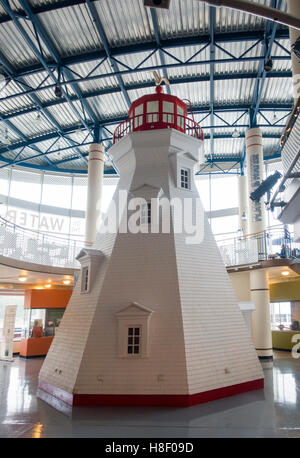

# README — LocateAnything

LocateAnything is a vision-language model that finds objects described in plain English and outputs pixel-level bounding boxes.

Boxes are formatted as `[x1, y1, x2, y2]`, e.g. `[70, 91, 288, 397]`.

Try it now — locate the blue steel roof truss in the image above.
[0, 1, 294, 174]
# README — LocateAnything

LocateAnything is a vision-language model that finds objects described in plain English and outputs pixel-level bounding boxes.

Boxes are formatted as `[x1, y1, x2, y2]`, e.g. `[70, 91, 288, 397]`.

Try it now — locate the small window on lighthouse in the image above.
[81, 266, 89, 293]
[134, 104, 144, 128]
[180, 168, 190, 190]
[141, 202, 151, 225]
[127, 327, 141, 355]
[147, 101, 159, 123]
[177, 105, 184, 129]
[163, 101, 174, 124]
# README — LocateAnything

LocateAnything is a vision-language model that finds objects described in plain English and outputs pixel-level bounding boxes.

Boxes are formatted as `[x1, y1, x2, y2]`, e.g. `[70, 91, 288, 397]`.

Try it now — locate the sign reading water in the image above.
[5, 209, 67, 233]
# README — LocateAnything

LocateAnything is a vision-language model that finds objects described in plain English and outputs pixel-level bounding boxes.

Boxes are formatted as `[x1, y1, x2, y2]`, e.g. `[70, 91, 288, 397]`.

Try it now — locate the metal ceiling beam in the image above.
[0, 0, 295, 29]
[0, 0, 90, 134]
[150, 7, 171, 95]
[0, 66, 56, 167]
[200, 0, 300, 30]
[16, 0, 97, 142]
[0, 155, 116, 175]
[85, 0, 131, 108]
[0, 99, 291, 156]
[0, 70, 292, 116]
[0, 28, 289, 80]
[1, 0, 120, 171]
[0, 123, 283, 158]
[250, 0, 282, 128]
[0, 5, 91, 168]
[0, 50, 89, 168]
[209, 6, 215, 158]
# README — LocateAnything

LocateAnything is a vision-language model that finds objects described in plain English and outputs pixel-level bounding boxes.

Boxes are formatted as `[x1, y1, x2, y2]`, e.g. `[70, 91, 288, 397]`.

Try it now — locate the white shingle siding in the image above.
[39, 129, 263, 398]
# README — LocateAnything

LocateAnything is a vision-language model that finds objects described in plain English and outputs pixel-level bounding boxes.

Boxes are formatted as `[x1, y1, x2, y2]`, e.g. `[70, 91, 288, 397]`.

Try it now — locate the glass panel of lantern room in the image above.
[134, 104, 144, 128]
[146, 101, 159, 123]
[177, 105, 185, 129]
[163, 101, 174, 124]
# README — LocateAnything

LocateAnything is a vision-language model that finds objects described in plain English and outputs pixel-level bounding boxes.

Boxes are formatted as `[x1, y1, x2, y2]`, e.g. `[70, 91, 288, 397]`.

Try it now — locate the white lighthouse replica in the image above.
[38, 85, 263, 409]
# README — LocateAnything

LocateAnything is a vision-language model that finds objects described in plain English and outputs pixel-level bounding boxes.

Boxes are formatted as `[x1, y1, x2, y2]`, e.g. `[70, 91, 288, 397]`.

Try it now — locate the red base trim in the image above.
[38, 378, 264, 407]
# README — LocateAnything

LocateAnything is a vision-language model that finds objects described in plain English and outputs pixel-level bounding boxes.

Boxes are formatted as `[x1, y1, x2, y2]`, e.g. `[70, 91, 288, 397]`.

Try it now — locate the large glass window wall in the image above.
[0, 161, 284, 240]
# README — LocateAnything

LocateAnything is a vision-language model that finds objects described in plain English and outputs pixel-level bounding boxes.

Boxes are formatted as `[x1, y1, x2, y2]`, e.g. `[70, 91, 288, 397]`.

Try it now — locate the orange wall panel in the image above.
[24, 289, 72, 309]
[20, 337, 54, 357]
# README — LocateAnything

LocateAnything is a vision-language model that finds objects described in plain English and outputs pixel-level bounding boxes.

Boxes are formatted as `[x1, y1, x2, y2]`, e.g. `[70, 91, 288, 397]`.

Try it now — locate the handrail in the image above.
[113, 111, 204, 144]
[216, 225, 300, 267]
[215, 224, 288, 243]
[0, 216, 84, 268]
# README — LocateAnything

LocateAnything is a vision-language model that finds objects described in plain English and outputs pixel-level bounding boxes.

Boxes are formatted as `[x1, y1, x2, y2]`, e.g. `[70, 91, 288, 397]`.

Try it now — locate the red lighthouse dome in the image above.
[113, 86, 204, 143]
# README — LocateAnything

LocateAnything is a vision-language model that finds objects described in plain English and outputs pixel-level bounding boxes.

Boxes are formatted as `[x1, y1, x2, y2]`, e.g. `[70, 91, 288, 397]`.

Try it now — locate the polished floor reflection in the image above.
[0, 352, 299, 438]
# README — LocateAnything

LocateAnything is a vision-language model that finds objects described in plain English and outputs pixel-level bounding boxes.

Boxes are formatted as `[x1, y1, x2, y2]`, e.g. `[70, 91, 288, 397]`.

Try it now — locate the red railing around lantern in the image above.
[113, 112, 204, 144]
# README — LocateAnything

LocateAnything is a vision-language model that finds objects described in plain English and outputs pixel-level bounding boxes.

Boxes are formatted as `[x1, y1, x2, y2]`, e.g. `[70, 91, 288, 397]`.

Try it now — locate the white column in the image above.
[84, 143, 105, 247]
[245, 127, 266, 235]
[250, 270, 273, 364]
[238, 174, 248, 235]
[287, 0, 300, 104]
[246, 127, 273, 364]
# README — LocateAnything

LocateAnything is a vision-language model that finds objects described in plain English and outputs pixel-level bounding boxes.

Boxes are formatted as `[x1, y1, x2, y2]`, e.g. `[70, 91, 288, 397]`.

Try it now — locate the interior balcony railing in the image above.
[1, 216, 299, 271]
[0, 216, 83, 269]
[216, 225, 300, 267]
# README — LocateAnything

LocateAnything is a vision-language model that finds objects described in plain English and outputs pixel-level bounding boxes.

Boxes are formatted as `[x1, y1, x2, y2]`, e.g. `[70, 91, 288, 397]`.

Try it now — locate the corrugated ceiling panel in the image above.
[156, 0, 209, 38]
[172, 81, 210, 106]
[95, 0, 153, 47]
[261, 77, 293, 103]
[4, 110, 54, 137]
[0, 80, 35, 115]
[87, 92, 128, 119]
[215, 78, 256, 105]
[71, 60, 119, 93]
[37, 3, 101, 57]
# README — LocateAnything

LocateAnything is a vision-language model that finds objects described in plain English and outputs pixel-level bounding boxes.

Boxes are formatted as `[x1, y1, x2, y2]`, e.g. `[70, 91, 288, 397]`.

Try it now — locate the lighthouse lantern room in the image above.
[113, 85, 204, 144]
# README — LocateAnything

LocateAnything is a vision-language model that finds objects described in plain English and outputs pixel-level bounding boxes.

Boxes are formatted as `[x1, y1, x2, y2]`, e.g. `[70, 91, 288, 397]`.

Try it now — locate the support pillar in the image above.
[250, 270, 273, 365]
[287, 0, 300, 104]
[84, 143, 105, 247]
[246, 127, 273, 365]
[238, 174, 248, 235]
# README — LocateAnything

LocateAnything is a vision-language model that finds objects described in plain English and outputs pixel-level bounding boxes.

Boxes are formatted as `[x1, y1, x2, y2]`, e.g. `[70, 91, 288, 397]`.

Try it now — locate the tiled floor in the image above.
[0, 351, 299, 438]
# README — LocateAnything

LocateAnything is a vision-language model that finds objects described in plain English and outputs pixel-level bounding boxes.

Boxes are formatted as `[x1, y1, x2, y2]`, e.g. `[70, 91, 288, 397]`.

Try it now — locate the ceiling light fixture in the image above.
[63, 279, 71, 285]
[18, 276, 27, 282]
[35, 112, 42, 124]
[54, 84, 62, 98]
[264, 58, 273, 73]
[1, 128, 10, 145]
[232, 128, 240, 138]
